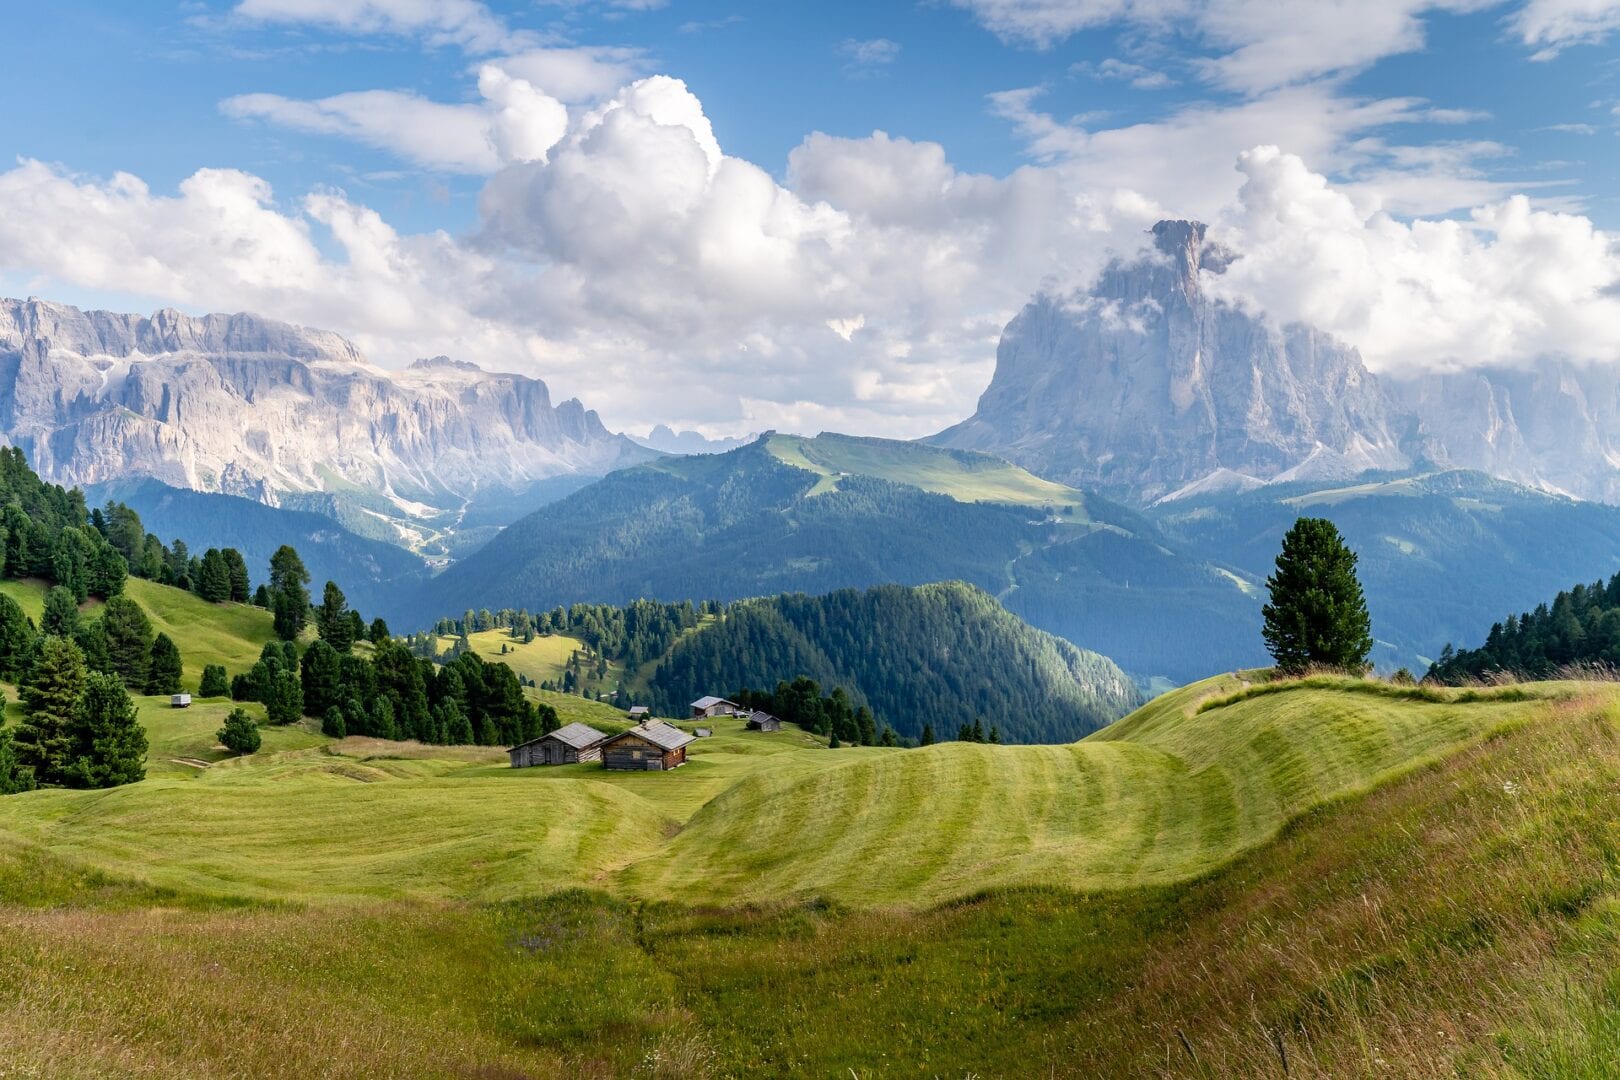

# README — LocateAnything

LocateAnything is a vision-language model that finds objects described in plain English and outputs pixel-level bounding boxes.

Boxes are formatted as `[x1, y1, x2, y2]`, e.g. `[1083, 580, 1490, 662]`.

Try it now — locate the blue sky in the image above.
[2, 1, 1619, 436]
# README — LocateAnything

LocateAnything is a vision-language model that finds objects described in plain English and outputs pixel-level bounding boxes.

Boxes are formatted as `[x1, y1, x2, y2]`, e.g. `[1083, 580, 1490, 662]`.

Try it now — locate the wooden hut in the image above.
[508, 723, 609, 768]
[690, 695, 741, 719]
[745, 710, 782, 732]
[628, 705, 651, 720]
[602, 721, 695, 771]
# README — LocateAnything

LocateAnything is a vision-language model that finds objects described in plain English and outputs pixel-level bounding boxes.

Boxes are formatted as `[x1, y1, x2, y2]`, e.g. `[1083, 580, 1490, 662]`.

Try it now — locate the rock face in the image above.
[934, 221, 1412, 502]
[0, 298, 653, 546]
[1385, 363, 1620, 504]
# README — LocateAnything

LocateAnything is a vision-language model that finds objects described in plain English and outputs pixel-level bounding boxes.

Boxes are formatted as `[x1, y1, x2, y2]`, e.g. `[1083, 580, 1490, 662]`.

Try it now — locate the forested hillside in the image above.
[401, 436, 1257, 682]
[648, 582, 1142, 742]
[1426, 573, 1620, 682]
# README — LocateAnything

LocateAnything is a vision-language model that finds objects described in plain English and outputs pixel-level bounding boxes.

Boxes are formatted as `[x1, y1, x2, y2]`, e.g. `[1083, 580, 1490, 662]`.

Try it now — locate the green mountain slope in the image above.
[401, 434, 1258, 682]
[645, 581, 1141, 742]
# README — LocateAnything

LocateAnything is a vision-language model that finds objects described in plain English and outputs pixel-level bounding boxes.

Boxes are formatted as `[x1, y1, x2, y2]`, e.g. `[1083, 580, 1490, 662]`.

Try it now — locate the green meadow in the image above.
[4, 579, 1620, 1076]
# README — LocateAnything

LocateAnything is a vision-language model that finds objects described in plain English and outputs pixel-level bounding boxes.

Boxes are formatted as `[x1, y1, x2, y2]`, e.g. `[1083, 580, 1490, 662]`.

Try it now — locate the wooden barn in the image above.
[690, 695, 741, 719]
[602, 721, 695, 771]
[628, 705, 651, 720]
[508, 723, 609, 768]
[745, 710, 782, 732]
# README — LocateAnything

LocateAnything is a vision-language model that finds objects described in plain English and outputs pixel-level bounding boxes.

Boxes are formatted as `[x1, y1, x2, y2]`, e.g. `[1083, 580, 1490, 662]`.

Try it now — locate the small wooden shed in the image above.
[628, 705, 651, 720]
[602, 721, 695, 771]
[745, 710, 781, 732]
[690, 695, 741, 719]
[508, 722, 609, 768]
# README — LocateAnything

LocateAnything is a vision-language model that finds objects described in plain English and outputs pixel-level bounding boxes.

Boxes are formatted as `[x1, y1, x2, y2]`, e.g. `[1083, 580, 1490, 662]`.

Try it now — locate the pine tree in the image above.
[920, 722, 935, 746]
[42, 584, 80, 638]
[316, 581, 355, 652]
[0, 721, 36, 794]
[369, 617, 390, 643]
[199, 664, 230, 698]
[321, 706, 347, 739]
[217, 707, 261, 755]
[264, 669, 304, 726]
[15, 636, 89, 786]
[61, 672, 146, 788]
[300, 639, 342, 717]
[101, 596, 154, 690]
[222, 548, 252, 602]
[269, 545, 311, 641]
[0, 592, 37, 682]
[253, 583, 270, 608]
[1261, 517, 1375, 675]
[196, 548, 231, 602]
[146, 633, 183, 695]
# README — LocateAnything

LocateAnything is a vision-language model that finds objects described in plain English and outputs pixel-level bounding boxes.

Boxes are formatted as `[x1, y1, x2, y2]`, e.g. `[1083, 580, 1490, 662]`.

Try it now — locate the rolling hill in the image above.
[400, 433, 1261, 683]
[3, 665, 1614, 1076]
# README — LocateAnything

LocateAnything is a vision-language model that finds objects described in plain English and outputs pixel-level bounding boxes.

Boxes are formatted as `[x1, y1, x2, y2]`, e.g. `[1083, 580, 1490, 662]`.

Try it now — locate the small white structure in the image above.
[170, 694, 192, 709]
[690, 695, 741, 719]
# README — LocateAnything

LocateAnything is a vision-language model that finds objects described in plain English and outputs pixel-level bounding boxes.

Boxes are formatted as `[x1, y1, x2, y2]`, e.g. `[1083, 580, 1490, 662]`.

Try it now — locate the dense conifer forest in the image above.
[1426, 573, 1620, 683]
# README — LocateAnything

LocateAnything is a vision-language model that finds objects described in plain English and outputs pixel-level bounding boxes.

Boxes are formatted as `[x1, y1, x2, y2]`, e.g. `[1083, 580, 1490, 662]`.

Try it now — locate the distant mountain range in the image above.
[0, 298, 655, 556]
[935, 219, 1620, 506]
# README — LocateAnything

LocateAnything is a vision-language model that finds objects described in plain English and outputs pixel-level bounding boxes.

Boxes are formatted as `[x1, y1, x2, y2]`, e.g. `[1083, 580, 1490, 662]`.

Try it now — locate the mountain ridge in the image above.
[934, 219, 1620, 506]
[0, 297, 657, 554]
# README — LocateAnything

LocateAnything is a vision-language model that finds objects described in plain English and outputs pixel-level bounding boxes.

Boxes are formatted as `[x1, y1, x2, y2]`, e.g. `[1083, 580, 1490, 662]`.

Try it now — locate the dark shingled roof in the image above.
[509, 722, 608, 753]
[690, 695, 739, 710]
[607, 720, 695, 752]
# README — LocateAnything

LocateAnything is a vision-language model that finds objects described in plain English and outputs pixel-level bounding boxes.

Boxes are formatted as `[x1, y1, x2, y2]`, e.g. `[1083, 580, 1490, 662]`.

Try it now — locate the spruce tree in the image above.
[321, 705, 347, 739]
[196, 549, 231, 603]
[62, 672, 146, 788]
[300, 639, 342, 717]
[316, 581, 355, 652]
[369, 617, 390, 643]
[0, 722, 35, 794]
[0, 593, 37, 682]
[16, 636, 89, 785]
[268, 545, 311, 641]
[41, 585, 80, 638]
[199, 664, 230, 698]
[217, 707, 261, 755]
[101, 596, 154, 690]
[920, 722, 935, 746]
[146, 633, 183, 695]
[1261, 517, 1375, 675]
[222, 548, 252, 602]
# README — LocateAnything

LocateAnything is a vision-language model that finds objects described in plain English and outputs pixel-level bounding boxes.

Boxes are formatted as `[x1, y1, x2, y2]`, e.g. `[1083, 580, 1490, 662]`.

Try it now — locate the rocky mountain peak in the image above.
[931, 224, 1408, 501]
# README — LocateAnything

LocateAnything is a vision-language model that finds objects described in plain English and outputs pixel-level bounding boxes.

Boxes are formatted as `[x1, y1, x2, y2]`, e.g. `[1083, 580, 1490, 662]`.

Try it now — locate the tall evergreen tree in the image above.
[316, 581, 355, 652]
[196, 549, 232, 603]
[300, 639, 343, 718]
[0, 721, 35, 794]
[61, 672, 146, 788]
[41, 585, 80, 638]
[0, 593, 37, 682]
[101, 596, 155, 690]
[222, 548, 252, 603]
[199, 664, 230, 698]
[146, 633, 183, 695]
[268, 545, 312, 641]
[15, 636, 89, 785]
[1261, 517, 1375, 675]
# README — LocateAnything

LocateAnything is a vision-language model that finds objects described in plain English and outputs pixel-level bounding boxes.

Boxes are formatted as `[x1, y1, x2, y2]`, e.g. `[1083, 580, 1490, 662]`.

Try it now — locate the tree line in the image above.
[1425, 573, 1620, 683]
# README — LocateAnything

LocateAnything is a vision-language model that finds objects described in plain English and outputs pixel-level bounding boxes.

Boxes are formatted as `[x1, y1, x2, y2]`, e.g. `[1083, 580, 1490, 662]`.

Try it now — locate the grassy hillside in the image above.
[2, 676, 1616, 1076]
[0, 577, 274, 691]
[619, 674, 1548, 905]
[766, 432, 1089, 512]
